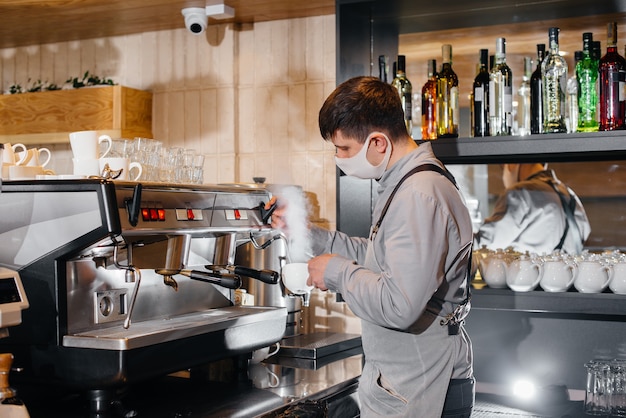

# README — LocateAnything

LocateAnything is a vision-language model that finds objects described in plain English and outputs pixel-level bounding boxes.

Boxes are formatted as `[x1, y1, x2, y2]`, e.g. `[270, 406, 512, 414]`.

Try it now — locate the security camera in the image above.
[182, 7, 207, 35]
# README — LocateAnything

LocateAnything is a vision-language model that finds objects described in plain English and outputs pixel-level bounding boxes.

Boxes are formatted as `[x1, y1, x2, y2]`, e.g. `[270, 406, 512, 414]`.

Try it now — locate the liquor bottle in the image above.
[567, 51, 583, 133]
[436, 44, 459, 138]
[599, 22, 626, 131]
[421, 59, 438, 140]
[577, 33, 599, 132]
[489, 37, 513, 136]
[542, 27, 568, 133]
[391, 55, 413, 135]
[517, 57, 532, 136]
[530, 44, 546, 134]
[472, 49, 490, 137]
[378, 55, 388, 83]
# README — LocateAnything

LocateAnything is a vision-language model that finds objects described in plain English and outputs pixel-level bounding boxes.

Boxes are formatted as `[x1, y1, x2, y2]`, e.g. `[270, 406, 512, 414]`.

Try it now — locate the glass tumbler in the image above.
[611, 359, 626, 417]
[585, 360, 611, 415]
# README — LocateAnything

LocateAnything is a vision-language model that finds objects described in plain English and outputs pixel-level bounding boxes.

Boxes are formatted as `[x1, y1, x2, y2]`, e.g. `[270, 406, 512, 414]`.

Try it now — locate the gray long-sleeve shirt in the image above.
[309, 142, 474, 416]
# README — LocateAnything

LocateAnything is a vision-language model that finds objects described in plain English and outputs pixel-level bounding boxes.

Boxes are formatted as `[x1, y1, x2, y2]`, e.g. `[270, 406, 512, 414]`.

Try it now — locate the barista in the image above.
[475, 162, 591, 255]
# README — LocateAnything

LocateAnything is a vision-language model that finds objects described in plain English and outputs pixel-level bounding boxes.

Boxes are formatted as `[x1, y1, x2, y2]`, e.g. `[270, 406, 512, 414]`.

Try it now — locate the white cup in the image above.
[610, 262, 626, 294]
[282, 263, 313, 295]
[73, 158, 100, 176]
[2, 143, 27, 165]
[8, 165, 53, 179]
[248, 363, 280, 389]
[16, 147, 51, 167]
[249, 343, 280, 364]
[540, 259, 578, 292]
[506, 255, 543, 292]
[98, 157, 143, 181]
[69, 131, 112, 159]
[574, 260, 614, 293]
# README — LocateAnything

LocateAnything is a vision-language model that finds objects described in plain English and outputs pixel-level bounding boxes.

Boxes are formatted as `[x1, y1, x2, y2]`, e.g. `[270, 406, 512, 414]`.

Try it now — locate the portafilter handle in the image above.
[179, 270, 241, 289]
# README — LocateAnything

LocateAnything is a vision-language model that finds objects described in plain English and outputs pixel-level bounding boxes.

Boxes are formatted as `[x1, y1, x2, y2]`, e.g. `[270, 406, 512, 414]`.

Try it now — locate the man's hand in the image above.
[264, 196, 289, 231]
[307, 253, 337, 291]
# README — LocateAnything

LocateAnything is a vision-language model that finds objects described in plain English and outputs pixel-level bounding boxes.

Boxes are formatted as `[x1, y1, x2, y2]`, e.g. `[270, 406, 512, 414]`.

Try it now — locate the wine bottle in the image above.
[472, 49, 490, 137]
[530, 44, 546, 134]
[542, 27, 568, 133]
[421, 59, 438, 140]
[489, 37, 513, 136]
[378, 55, 388, 83]
[567, 51, 583, 133]
[577, 33, 599, 132]
[599, 22, 626, 131]
[436, 44, 459, 138]
[391, 55, 413, 135]
[517, 57, 532, 136]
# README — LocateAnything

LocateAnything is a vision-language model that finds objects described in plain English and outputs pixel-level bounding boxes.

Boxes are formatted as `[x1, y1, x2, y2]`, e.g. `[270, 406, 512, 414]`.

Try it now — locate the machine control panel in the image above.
[0, 268, 29, 329]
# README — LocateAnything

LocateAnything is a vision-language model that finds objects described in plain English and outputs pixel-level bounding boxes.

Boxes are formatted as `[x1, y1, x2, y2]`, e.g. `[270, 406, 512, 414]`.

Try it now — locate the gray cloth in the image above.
[310, 142, 474, 417]
[475, 169, 591, 255]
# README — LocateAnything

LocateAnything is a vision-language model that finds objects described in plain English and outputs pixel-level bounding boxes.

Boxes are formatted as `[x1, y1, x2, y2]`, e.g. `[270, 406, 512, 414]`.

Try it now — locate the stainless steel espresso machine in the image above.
[0, 179, 287, 413]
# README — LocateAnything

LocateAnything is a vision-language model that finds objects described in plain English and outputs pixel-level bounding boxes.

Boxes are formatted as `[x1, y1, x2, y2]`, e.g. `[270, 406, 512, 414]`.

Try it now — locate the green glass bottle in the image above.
[577, 32, 599, 132]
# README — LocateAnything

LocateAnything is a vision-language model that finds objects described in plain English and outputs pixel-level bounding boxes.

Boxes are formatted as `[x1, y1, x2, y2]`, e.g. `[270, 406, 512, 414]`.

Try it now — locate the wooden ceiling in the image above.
[0, 0, 336, 49]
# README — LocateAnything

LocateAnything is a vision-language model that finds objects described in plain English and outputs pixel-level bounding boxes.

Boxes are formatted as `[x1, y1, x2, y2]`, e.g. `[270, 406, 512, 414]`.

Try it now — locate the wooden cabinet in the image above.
[0, 85, 152, 145]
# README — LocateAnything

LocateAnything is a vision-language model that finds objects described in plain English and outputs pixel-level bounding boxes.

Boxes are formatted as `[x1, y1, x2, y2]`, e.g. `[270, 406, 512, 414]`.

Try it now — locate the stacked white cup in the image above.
[69, 131, 113, 176]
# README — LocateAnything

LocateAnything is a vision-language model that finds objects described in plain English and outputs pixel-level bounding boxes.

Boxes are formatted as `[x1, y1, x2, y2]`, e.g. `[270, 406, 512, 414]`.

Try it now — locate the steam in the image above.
[271, 185, 312, 263]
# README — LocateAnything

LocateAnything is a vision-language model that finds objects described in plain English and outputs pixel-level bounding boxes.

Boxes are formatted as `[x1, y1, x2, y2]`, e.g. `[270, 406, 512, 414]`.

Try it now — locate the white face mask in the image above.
[334, 133, 392, 180]
[502, 164, 520, 189]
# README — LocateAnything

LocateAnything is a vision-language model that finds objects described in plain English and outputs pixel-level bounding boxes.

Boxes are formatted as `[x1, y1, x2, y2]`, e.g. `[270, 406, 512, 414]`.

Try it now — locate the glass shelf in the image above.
[419, 130, 626, 164]
[470, 286, 626, 319]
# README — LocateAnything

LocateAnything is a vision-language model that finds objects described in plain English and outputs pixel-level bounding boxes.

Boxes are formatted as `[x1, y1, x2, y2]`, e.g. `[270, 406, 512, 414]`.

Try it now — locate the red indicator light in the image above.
[187, 208, 195, 220]
[157, 209, 166, 221]
[149, 208, 158, 221]
[234, 209, 241, 220]
[141, 208, 150, 221]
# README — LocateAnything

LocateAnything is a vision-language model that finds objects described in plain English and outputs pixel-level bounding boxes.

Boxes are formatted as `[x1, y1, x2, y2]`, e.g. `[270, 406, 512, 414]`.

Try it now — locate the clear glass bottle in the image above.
[391, 55, 413, 135]
[530, 44, 546, 134]
[517, 56, 532, 136]
[421, 59, 438, 140]
[599, 22, 626, 131]
[542, 27, 568, 133]
[577, 33, 599, 132]
[489, 37, 513, 136]
[472, 49, 490, 137]
[567, 50, 583, 133]
[436, 44, 459, 138]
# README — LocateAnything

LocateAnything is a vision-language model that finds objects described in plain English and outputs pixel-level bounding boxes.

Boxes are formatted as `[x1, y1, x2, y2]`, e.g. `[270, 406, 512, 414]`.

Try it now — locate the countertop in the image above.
[14, 351, 363, 418]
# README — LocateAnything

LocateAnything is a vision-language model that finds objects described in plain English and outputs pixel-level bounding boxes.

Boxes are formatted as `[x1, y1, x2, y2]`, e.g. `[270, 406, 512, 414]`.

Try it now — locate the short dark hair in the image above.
[318, 76, 409, 144]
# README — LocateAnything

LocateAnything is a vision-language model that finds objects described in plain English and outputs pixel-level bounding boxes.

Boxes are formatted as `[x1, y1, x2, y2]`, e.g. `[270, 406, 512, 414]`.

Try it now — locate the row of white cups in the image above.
[1, 143, 55, 179]
[475, 247, 626, 294]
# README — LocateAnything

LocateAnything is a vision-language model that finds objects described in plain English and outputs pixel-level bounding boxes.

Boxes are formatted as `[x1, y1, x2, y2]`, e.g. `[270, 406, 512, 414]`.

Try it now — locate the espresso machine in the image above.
[0, 179, 287, 413]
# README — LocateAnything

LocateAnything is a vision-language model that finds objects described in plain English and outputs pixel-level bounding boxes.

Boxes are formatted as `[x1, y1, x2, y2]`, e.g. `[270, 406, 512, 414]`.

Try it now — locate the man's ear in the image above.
[370, 133, 390, 153]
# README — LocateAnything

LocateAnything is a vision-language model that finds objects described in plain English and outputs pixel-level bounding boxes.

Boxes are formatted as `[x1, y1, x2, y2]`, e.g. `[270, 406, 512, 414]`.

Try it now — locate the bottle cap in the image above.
[479, 49, 488, 67]
[427, 59, 437, 77]
[441, 44, 452, 63]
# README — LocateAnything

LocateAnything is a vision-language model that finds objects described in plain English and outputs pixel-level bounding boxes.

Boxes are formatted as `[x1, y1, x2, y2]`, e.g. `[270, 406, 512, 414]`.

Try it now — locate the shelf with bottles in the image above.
[470, 286, 626, 319]
[417, 130, 626, 165]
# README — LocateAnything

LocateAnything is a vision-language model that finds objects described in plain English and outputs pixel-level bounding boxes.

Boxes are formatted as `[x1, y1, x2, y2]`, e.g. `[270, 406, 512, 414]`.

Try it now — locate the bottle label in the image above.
[474, 86, 484, 101]
[403, 93, 412, 121]
[451, 86, 459, 125]
[620, 70, 626, 102]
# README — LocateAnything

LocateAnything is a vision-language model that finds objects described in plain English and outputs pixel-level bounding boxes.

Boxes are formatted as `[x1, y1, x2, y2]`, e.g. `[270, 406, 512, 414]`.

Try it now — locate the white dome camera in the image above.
[182, 7, 207, 35]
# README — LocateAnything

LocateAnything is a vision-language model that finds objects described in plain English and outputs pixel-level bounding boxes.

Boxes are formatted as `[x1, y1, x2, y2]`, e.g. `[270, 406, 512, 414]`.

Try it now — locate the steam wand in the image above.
[112, 240, 141, 329]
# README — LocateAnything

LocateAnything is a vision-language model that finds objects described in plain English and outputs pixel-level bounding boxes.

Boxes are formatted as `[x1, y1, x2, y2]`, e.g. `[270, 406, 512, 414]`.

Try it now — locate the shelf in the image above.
[419, 131, 626, 164]
[470, 286, 626, 319]
[0, 85, 152, 145]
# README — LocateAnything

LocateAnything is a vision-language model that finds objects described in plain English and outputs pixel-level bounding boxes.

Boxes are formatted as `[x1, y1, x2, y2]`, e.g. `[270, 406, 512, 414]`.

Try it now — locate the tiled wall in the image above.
[0, 14, 361, 335]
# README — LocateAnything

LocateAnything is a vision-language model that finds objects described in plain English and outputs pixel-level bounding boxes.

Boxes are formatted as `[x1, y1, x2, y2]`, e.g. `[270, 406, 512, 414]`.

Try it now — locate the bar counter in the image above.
[16, 351, 363, 418]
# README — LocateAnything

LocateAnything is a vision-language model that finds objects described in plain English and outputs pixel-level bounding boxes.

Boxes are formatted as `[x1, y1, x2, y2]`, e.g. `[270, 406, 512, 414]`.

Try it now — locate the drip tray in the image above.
[276, 332, 362, 359]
